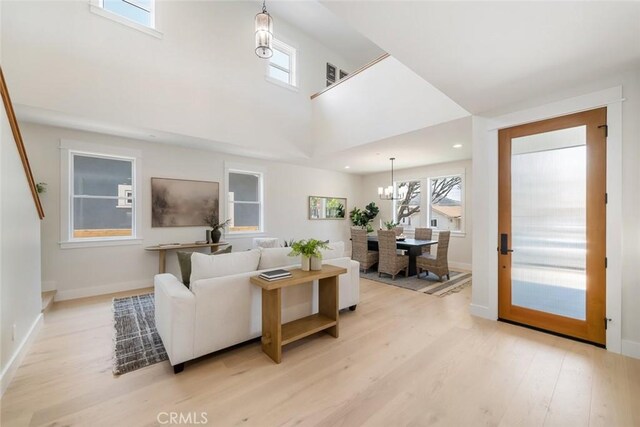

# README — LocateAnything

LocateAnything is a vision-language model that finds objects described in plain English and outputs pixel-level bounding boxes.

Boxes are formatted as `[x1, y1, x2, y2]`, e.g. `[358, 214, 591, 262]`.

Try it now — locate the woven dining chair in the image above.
[351, 228, 379, 273]
[414, 227, 433, 254]
[377, 229, 409, 280]
[416, 231, 451, 281]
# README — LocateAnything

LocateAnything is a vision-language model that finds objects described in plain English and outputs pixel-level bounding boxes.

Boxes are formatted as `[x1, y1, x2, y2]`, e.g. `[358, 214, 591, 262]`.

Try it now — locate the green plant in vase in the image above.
[288, 239, 330, 271]
[384, 220, 398, 230]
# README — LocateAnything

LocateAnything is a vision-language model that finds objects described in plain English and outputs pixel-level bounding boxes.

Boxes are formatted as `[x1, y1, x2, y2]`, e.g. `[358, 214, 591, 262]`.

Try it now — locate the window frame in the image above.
[60, 140, 143, 249]
[224, 163, 265, 237]
[393, 172, 466, 237]
[89, 0, 162, 39]
[265, 38, 298, 90]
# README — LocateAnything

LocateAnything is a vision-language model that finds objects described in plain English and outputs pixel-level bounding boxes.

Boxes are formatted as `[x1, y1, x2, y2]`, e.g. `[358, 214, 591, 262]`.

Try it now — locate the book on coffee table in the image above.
[259, 269, 292, 281]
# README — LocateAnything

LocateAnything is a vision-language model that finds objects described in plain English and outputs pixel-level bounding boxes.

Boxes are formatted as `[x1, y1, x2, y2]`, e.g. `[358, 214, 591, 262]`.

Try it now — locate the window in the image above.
[227, 170, 264, 234]
[395, 180, 422, 229]
[70, 153, 136, 240]
[60, 140, 142, 248]
[101, 0, 153, 28]
[393, 174, 464, 234]
[428, 175, 463, 232]
[266, 39, 297, 87]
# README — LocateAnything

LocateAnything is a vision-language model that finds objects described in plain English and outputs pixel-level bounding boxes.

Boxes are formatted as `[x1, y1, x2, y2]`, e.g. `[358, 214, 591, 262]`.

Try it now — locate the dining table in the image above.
[367, 236, 438, 276]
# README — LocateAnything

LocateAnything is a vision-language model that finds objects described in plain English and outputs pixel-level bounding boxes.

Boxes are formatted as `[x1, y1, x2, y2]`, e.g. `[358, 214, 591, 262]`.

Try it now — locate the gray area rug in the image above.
[361, 270, 472, 297]
[112, 293, 167, 375]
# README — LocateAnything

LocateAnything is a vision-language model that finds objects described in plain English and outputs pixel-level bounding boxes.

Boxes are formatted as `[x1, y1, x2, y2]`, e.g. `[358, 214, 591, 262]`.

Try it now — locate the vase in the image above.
[310, 255, 322, 271]
[301, 255, 310, 271]
[210, 229, 222, 244]
[205, 230, 212, 243]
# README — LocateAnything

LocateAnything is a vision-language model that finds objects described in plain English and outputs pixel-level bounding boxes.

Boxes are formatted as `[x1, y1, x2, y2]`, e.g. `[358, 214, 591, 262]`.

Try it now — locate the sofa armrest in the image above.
[154, 274, 196, 366]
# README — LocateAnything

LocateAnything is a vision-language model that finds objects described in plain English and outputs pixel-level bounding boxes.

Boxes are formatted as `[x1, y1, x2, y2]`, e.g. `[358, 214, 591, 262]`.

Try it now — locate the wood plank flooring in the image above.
[1, 279, 639, 426]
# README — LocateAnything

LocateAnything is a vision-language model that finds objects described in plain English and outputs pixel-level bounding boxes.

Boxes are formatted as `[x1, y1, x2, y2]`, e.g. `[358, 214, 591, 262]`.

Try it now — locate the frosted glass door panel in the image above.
[511, 126, 587, 320]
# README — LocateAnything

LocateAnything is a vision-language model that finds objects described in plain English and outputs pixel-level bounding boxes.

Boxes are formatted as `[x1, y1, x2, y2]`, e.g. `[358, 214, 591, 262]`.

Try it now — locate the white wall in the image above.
[360, 159, 472, 270]
[23, 123, 364, 300]
[0, 102, 43, 394]
[312, 56, 469, 155]
[471, 68, 640, 358]
[1, 0, 360, 157]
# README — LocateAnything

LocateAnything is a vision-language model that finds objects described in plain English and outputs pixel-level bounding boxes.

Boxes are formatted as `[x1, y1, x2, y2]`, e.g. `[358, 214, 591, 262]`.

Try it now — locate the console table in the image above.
[250, 265, 347, 364]
[145, 242, 229, 274]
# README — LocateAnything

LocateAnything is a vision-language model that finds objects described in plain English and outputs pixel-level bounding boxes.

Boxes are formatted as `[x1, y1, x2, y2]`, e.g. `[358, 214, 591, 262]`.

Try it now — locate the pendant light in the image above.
[255, 0, 273, 59]
[378, 157, 401, 200]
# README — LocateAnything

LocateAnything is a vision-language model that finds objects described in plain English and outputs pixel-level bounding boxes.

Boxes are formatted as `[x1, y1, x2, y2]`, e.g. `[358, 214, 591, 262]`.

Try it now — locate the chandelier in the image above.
[378, 157, 403, 201]
[255, 0, 273, 59]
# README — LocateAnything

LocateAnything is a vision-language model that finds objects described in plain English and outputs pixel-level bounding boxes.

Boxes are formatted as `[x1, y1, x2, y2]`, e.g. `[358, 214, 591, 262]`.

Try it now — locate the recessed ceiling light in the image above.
[453, 144, 462, 148]
[344, 166, 350, 169]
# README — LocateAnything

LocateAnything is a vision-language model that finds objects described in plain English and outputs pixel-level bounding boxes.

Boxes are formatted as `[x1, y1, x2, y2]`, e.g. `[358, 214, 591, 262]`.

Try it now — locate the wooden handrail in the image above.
[0, 67, 45, 219]
[310, 53, 391, 100]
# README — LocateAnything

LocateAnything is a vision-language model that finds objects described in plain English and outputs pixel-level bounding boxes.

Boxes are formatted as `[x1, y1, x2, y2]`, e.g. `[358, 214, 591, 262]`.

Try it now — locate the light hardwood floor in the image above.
[1, 279, 639, 426]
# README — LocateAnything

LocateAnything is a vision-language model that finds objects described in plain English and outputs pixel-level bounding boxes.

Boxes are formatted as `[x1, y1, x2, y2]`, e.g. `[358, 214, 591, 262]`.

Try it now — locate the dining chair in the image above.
[414, 227, 433, 254]
[416, 231, 451, 281]
[350, 228, 378, 273]
[377, 229, 409, 280]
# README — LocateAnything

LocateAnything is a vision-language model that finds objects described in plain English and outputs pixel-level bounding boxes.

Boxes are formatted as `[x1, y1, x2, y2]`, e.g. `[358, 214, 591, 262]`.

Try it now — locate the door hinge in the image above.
[605, 317, 612, 330]
[605, 257, 608, 268]
[598, 124, 608, 137]
[605, 193, 608, 204]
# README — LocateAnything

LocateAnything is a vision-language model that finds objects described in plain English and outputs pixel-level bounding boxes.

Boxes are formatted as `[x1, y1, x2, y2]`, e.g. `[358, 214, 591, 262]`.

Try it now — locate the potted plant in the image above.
[203, 214, 230, 244]
[349, 202, 379, 233]
[384, 220, 398, 230]
[288, 239, 330, 271]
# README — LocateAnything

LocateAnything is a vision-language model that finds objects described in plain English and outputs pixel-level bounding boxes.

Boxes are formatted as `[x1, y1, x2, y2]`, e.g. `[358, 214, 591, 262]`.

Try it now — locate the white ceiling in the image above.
[308, 116, 472, 174]
[267, 0, 384, 67]
[322, 1, 640, 114]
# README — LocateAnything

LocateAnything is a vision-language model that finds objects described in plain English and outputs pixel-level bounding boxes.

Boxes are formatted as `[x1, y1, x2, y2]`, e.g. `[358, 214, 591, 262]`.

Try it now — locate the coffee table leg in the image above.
[262, 288, 282, 363]
[319, 276, 339, 338]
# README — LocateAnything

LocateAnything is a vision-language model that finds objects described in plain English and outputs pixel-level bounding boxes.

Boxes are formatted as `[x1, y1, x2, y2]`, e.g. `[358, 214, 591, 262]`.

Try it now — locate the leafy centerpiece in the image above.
[288, 239, 330, 271]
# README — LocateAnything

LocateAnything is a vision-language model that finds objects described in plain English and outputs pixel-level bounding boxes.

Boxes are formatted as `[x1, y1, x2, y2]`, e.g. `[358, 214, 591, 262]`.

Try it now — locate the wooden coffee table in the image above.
[250, 265, 347, 363]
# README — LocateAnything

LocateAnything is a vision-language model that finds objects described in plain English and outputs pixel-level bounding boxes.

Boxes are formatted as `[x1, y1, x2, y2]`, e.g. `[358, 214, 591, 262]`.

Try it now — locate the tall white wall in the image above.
[1, 0, 359, 157]
[0, 103, 43, 394]
[360, 159, 473, 269]
[471, 68, 640, 358]
[23, 123, 364, 300]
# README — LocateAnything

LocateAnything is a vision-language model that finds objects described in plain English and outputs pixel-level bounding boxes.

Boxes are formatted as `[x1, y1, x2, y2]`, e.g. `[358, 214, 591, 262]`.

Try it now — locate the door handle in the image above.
[500, 233, 514, 255]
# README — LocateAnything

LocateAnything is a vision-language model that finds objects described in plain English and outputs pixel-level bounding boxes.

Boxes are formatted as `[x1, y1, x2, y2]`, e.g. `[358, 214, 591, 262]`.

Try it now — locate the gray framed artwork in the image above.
[151, 177, 219, 227]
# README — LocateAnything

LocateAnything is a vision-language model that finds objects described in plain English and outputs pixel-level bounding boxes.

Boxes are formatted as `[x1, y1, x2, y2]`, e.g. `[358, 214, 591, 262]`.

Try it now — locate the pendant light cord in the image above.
[262, 0, 267, 14]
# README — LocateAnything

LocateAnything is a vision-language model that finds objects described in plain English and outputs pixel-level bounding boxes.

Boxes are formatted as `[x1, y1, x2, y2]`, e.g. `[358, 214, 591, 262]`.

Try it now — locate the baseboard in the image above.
[449, 262, 472, 272]
[41, 280, 57, 292]
[621, 339, 640, 360]
[469, 303, 495, 320]
[0, 313, 43, 397]
[54, 279, 152, 301]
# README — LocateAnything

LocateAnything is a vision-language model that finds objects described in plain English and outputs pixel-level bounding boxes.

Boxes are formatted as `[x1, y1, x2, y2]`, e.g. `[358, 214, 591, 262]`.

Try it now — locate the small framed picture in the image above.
[339, 70, 349, 79]
[326, 63, 336, 84]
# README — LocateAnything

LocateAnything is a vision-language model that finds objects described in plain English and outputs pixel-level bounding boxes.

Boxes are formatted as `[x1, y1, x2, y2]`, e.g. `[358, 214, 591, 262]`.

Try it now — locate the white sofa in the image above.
[154, 242, 360, 372]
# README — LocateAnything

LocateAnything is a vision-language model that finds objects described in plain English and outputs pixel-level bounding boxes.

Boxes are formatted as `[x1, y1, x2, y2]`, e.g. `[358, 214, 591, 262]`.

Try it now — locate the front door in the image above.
[498, 108, 607, 345]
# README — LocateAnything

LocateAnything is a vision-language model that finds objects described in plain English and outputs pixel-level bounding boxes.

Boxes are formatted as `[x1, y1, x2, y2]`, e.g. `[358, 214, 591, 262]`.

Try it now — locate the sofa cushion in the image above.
[320, 241, 345, 260]
[191, 249, 260, 283]
[258, 247, 300, 270]
[177, 246, 232, 286]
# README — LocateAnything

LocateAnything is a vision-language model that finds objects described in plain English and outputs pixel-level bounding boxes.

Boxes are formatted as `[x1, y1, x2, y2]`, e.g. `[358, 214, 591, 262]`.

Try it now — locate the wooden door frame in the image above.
[498, 108, 607, 345]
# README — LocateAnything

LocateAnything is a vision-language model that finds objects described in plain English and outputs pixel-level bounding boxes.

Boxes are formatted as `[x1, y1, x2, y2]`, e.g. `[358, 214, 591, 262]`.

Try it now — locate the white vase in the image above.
[301, 255, 310, 271]
[310, 255, 322, 271]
